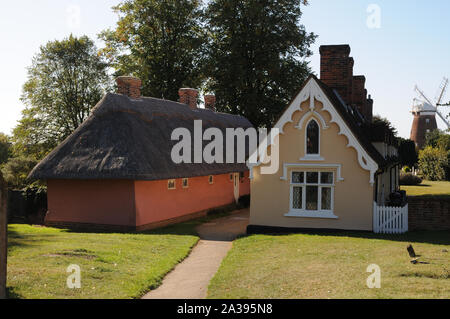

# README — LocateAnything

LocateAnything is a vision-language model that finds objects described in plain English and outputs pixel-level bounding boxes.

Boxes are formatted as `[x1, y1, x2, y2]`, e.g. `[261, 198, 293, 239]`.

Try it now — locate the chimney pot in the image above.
[204, 94, 216, 111]
[179, 88, 199, 110]
[116, 76, 142, 99]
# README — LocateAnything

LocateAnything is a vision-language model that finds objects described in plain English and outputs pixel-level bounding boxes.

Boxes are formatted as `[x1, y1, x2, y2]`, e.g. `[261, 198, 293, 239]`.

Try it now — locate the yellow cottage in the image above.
[248, 45, 403, 233]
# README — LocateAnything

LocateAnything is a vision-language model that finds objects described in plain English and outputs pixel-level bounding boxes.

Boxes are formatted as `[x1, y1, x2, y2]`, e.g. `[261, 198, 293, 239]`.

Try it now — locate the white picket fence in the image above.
[373, 202, 408, 234]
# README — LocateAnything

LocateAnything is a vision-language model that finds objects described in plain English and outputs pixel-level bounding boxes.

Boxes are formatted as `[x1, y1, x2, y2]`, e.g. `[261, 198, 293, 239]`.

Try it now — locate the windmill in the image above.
[410, 77, 449, 148]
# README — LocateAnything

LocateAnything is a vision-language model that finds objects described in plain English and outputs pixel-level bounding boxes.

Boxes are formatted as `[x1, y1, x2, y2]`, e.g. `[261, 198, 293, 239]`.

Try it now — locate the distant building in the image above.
[410, 101, 438, 149]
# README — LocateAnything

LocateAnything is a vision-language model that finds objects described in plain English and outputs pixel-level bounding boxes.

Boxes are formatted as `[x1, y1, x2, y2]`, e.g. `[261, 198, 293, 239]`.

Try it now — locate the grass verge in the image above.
[208, 231, 450, 299]
[401, 180, 450, 198]
[7, 224, 200, 299]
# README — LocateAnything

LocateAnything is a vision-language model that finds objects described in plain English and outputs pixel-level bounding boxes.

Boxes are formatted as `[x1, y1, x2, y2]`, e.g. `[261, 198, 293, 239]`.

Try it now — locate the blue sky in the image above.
[0, 0, 449, 138]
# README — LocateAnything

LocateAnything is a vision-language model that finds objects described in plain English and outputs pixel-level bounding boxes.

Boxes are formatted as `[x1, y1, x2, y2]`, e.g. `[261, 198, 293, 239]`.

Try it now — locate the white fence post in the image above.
[373, 202, 408, 234]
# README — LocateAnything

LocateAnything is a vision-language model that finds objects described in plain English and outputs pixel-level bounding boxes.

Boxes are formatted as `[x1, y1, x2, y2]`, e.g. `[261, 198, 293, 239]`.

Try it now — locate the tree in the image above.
[418, 146, 448, 181]
[372, 115, 398, 136]
[398, 138, 418, 167]
[1, 156, 38, 190]
[425, 129, 450, 150]
[204, 0, 316, 128]
[100, 0, 205, 101]
[0, 133, 11, 165]
[424, 129, 450, 180]
[15, 35, 111, 160]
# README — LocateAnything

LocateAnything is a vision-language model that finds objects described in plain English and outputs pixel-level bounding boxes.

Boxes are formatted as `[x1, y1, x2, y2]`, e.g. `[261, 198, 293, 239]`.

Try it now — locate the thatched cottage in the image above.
[30, 78, 251, 231]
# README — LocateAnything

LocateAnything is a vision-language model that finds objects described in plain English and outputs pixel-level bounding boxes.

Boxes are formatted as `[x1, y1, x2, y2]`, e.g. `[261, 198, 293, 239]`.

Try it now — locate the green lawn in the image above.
[401, 180, 450, 198]
[7, 222, 200, 299]
[208, 232, 450, 299]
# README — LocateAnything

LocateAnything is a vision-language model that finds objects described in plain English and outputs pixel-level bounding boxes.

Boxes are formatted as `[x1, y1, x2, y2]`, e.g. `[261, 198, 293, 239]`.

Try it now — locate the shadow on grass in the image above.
[7, 227, 60, 250]
[6, 287, 23, 299]
[247, 229, 450, 246]
[60, 205, 245, 237]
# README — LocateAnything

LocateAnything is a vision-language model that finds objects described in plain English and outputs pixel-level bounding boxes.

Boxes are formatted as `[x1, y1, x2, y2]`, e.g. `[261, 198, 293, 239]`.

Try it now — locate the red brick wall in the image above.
[408, 197, 450, 231]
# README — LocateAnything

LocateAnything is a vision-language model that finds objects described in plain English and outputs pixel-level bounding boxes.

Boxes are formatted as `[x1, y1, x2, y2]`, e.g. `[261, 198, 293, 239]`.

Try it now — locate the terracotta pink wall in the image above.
[46, 172, 250, 228]
[134, 173, 250, 227]
[46, 179, 135, 227]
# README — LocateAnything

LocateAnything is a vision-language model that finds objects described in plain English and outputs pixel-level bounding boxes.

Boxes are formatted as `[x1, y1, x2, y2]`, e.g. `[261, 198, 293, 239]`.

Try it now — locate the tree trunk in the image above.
[0, 173, 7, 299]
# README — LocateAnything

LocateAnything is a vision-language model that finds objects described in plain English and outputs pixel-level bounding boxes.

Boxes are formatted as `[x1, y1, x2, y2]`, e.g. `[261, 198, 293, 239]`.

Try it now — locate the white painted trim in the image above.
[285, 211, 338, 219]
[247, 77, 379, 185]
[296, 110, 329, 130]
[288, 170, 337, 219]
[304, 118, 320, 158]
[280, 163, 344, 182]
[168, 179, 176, 190]
[300, 155, 325, 161]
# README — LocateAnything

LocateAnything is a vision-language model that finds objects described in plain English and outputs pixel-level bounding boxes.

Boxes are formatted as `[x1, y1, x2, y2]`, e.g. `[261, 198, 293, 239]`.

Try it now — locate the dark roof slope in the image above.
[29, 93, 253, 181]
[314, 76, 386, 167]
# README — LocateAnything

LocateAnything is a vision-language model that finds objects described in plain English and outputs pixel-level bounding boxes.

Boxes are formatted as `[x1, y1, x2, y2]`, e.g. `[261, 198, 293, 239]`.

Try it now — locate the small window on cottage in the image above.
[230, 174, 233, 181]
[168, 179, 176, 190]
[240, 172, 244, 179]
[306, 120, 320, 155]
[426, 118, 430, 124]
[209, 175, 214, 184]
[182, 178, 189, 188]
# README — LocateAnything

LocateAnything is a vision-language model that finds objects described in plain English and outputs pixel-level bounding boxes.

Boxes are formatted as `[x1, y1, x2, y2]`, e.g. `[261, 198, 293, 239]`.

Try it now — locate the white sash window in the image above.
[286, 171, 338, 219]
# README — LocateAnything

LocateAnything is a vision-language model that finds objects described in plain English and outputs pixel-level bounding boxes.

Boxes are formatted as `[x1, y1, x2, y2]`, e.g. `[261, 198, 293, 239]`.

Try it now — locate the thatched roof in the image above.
[29, 93, 253, 181]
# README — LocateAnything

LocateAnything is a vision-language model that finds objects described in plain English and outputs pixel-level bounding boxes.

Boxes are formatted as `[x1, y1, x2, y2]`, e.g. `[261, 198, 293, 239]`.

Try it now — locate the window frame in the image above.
[306, 119, 320, 155]
[301, 118, 324, 161]
[286, 170, 338, 219]
[182, 178, 189, 189]
[168, 179, 176, 190]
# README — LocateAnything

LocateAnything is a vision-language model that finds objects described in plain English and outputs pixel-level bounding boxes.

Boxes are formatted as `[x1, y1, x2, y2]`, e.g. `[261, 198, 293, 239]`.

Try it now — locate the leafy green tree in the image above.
[1, 156, 39, 190]
[15, 35, 111, 160]
[372, 115, 398, 136]
[398, 138, 418, 167]
[100, 0, 205, 101]
[425, 129, 448, 148]
[0, 133, 11, 165]
[425, 129, 450, 180]
[204, 0, 316, 127]
[418, 146, 448, 181]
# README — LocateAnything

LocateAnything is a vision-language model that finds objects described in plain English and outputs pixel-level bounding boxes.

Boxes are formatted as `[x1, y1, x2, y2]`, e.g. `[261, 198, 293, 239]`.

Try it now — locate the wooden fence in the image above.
[373, 202, 408, 234]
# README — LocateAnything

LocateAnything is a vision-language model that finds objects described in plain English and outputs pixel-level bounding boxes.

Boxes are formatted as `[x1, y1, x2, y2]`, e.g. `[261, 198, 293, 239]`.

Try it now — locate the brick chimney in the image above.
[365, 95, 373, 123]
[116, 76, 142, 99]
[352, 75, 366, 112]
[320, 45, 354, 105]
[204, 94, 216, 111]
[179, 88, 199, 110]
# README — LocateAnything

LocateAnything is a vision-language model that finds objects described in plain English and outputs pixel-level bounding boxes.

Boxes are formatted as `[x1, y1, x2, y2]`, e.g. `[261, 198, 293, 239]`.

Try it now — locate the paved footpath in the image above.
[142, 209, 249, 299]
